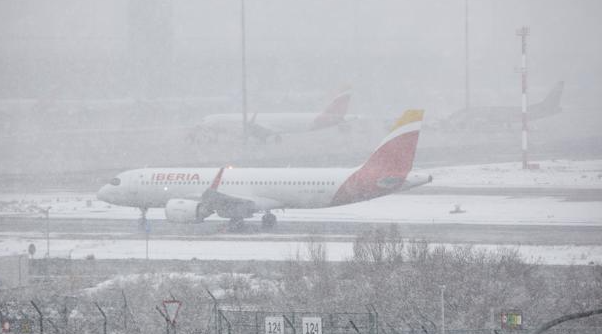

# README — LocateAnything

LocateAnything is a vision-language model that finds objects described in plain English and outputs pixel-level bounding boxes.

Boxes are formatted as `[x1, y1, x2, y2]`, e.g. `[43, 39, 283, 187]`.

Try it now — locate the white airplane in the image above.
[195, 87, 354, 143]
[97, 109, 432, 228]
[442, 81, 564, 129]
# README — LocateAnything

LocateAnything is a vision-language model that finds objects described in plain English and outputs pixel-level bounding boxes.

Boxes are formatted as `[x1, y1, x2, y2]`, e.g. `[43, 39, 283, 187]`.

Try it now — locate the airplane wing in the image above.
[246, 121, 277, 141]
[203, 189, 284, 212]
[191, 167, 284, 219]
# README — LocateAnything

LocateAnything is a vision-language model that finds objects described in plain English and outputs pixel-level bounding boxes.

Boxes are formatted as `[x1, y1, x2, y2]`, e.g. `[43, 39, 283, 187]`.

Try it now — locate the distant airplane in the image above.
[97, 109, 432, 228]
[442, 81, 564, 129]
[193, 87, 353, 143]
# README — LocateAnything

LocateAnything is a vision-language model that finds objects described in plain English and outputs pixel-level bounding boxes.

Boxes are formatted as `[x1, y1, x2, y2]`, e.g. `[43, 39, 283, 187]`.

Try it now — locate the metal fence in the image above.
[376, 329, 602, 334]
[215, 309, 377, 334]
[1, 299, 600, 334]
[213, 309, 602, 334]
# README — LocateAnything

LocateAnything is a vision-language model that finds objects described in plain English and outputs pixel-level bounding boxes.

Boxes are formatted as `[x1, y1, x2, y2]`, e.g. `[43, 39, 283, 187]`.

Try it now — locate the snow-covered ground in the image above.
[282, 194, 602, 226]
[423, 159, 602, 188]
[1, 192, 600, 226]
[1, 237, 600, 265]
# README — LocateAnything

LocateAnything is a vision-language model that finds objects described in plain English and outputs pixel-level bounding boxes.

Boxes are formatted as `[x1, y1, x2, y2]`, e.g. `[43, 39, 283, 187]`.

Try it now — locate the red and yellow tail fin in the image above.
[331, 109, 424, 206]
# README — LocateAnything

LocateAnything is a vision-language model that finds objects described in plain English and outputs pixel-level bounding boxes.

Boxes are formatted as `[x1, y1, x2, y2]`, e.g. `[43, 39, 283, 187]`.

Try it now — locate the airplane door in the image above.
[127, 173, 140, 197]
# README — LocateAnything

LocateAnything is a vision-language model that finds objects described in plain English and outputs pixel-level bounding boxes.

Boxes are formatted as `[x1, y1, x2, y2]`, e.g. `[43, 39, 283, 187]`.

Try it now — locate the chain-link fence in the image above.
[1, 299, 601, 334]
[215, 309, 377, 334]
[212, 308, 602, 334]
[0, 297, 139, 334]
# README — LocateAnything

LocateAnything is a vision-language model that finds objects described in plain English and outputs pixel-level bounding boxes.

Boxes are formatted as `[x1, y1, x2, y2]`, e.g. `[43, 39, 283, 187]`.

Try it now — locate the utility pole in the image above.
[44, 207, 50, 282]
[465, 0, 470, 110]
[142, 211, 150, 262]
[240, 0, 248, 144]
[44, 207, 50, 257]
[440, 285, 446, 334]
[516, 26, 530, 169]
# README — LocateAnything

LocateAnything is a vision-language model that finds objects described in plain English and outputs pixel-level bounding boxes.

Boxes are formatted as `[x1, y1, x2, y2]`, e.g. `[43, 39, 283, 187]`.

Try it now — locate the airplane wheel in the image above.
[228, 217, 245, 232]
[137, 207, 148, 230]
[261, 212, 277, 229]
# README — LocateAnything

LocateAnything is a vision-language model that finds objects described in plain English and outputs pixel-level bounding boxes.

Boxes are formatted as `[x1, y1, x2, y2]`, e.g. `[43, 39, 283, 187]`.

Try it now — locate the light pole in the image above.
[44, 207, 50, 257]
[240, 0, 248, 144]
[465, 0, 470, 110]
[43, 206, 51, 283]
[440, 285, 446, 334]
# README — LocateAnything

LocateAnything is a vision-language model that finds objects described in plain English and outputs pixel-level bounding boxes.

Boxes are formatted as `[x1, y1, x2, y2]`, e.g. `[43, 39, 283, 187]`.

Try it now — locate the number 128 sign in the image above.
[302, 317, 322, 334]
[265, 317, 284, 334]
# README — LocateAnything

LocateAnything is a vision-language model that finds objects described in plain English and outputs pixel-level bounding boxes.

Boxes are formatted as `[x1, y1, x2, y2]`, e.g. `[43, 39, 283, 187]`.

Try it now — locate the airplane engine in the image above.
[165, 199, 213, 223]
[400, 173, 433, 191]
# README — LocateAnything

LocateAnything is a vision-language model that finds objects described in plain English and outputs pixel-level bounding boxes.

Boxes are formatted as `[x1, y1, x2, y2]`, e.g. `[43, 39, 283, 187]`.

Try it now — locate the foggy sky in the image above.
[1, 0, 601, 115]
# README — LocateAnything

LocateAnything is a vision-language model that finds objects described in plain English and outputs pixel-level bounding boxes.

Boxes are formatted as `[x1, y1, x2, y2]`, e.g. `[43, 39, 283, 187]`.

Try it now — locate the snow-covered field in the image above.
[1, 237, 600, 265]
[423, 159, 602, 188]
[1, 192, 600, 226]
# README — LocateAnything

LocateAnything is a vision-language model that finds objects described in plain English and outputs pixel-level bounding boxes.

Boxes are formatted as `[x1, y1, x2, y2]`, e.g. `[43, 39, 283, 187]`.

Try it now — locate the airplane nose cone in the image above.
[97, 185, 112, 203]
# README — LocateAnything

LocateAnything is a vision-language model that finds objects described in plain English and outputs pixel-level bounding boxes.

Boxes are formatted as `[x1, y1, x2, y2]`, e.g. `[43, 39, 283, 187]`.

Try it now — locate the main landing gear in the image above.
[138, 207, 148, 230]
[228, 217, 246, 232]
[261, 211, 277, 229]
[226, 212, 277, 232]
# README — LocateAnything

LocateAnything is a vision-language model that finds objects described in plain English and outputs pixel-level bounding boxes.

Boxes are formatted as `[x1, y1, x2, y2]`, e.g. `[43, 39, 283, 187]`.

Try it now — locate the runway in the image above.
[0, 216, 601, 246]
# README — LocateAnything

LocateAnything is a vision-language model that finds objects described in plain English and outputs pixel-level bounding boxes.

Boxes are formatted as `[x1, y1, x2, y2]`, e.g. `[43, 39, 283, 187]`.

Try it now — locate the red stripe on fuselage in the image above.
[330, 131, 419, 206]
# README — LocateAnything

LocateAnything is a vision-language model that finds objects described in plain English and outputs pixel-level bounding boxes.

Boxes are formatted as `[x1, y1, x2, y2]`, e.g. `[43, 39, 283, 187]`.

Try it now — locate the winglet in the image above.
[210, 167, 225, 190]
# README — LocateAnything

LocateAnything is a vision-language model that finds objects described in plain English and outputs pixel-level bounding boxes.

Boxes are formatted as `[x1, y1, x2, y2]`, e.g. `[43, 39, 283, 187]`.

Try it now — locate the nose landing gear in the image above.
[138, 207, 148, 230]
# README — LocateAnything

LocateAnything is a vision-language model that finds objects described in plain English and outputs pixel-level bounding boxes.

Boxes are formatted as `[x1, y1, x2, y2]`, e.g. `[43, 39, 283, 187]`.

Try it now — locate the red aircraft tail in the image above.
[331, 109, 424, 206]
[311, 86, 352, 130]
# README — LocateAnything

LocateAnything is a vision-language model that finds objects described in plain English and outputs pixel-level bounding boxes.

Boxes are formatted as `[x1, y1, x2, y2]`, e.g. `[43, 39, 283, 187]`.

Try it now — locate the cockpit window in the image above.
[109, 178, 121, 186]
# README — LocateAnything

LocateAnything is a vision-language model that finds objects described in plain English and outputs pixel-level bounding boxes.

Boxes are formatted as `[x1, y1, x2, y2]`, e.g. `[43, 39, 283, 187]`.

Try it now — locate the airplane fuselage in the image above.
[100, 167, 354, 209]
[202, 113, 356, 134]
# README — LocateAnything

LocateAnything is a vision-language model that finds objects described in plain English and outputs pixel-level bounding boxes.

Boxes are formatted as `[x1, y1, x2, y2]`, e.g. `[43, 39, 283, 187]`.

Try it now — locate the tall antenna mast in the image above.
[516, 26, 530, 169]
[465, 0, 470, 110]
[240, 0, 248, 144]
